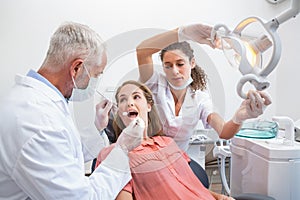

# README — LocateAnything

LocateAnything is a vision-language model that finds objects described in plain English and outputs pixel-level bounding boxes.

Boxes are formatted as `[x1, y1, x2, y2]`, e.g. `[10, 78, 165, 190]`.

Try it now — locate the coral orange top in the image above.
[96, 136, 215, 200]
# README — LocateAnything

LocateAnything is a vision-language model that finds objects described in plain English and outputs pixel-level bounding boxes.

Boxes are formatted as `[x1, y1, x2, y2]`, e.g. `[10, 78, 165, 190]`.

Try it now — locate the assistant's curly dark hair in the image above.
[159, 41, 208, 91]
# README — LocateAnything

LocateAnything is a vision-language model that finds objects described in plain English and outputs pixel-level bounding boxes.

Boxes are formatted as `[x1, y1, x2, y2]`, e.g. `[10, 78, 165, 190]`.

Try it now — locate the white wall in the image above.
[0, 0, 299, 121]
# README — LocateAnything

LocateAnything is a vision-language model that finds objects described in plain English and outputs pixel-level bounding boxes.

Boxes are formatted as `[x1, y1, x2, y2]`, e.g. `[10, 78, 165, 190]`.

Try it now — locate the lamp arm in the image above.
[260, 0, 300, 76]
[274, 0, 300, 25]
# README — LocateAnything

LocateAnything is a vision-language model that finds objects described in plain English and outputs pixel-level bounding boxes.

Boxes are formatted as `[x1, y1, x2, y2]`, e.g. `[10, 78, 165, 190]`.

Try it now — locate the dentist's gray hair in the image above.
[43, 22, 105, 70]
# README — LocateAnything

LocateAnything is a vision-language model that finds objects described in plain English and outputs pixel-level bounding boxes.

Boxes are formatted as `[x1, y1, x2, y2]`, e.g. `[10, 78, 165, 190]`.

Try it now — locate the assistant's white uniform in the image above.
[0, 71, 130, 200]
[145, 72, 214, 151]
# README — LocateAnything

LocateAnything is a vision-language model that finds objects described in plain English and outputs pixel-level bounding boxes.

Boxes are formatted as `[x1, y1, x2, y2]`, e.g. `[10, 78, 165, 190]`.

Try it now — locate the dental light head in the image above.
[211, 0, 300, 99]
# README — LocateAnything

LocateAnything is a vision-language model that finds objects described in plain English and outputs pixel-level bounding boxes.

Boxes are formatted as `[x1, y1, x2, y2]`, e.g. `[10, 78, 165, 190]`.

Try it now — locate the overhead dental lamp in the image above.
[211, 0, 300, 99]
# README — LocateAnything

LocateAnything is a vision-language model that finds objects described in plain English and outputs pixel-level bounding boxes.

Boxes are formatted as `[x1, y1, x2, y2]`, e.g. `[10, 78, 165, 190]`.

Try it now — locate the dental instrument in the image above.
[95, 90, 117, 108]
[95, 91, 131, 117]
[212, 139, 231, 195]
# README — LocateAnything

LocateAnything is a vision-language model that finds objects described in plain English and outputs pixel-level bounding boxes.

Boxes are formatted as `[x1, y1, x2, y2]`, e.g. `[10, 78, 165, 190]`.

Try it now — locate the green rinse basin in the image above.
[236, 120, 278, 139]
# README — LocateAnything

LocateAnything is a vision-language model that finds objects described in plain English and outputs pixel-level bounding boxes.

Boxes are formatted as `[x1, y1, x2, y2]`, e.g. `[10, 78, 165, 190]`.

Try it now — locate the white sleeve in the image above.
[143, 71, 160, 92]
[80, 125, 110, 162]
[87, 147, 131, 199]
[12, 128, 130, 200]
[68, 101, 109, 162]
[199, 90, 214, 129]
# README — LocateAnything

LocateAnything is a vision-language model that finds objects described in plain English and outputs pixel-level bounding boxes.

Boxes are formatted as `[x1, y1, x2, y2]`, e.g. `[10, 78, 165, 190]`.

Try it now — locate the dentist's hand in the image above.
[178, 23, 215, 48]
[94, 99, 113, 131]
[232, 90, 272, 125]
[116, 117, 145, 153]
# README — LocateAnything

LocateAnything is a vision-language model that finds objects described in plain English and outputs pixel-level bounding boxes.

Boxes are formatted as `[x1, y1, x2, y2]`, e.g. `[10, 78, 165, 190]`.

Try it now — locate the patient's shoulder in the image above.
[155, 135, 176, 144]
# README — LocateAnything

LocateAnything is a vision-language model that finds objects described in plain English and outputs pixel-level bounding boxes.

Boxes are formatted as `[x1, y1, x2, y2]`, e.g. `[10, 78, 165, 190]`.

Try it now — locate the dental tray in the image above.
[236, 120, 278, 139]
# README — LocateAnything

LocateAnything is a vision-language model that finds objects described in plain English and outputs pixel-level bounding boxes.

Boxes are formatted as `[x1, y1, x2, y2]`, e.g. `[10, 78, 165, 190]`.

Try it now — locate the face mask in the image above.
[167, 76, 193, 90]
[69, 65, 99, 102]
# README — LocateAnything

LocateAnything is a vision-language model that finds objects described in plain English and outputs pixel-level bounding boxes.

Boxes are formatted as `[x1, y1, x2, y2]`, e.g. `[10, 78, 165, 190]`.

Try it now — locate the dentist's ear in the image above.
[70, 59, 84, 77]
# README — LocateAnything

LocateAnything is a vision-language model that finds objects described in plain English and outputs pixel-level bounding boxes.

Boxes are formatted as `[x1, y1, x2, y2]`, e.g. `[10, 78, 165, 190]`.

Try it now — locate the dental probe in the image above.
[96, 90, 129, 116]
[95, 90, 117, 108]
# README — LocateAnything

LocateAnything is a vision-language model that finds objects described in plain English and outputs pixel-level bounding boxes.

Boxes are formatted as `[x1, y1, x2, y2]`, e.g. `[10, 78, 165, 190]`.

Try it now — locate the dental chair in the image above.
[189, 159, 210, 189]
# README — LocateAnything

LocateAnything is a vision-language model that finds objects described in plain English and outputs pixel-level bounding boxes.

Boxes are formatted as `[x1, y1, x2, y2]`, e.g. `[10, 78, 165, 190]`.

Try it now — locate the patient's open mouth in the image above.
[127, 111, 138, 118]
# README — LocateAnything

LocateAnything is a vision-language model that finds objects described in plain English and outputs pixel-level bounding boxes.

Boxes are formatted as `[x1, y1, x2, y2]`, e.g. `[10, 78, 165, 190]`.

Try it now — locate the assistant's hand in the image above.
[94, 99, 113, 131]
[116, 117, 145, 153]
[232, 90, 272, 125]
[178, 23, 215, 48]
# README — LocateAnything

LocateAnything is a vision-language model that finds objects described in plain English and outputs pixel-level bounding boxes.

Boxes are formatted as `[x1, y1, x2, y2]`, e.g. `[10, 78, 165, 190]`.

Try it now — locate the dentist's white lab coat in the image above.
[0, 74, 130, 200]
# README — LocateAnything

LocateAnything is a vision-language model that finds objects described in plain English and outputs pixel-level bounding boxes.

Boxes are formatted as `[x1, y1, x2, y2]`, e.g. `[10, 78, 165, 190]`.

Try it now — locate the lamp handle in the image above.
[237, 74, 270, 99]
[210, 24, 231, 47]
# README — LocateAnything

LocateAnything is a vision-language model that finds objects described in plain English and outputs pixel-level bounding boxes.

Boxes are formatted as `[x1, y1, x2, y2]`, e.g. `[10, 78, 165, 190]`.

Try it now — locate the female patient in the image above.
[95, 80, 234, 200]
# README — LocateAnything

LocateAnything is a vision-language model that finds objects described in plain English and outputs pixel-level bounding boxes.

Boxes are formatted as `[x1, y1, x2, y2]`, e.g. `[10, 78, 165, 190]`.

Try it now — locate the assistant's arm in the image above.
[136, 29, 178, 83]
[207, 112, 241, 139]
[208, 90, 272, 139]
[137, 23, 214, 83]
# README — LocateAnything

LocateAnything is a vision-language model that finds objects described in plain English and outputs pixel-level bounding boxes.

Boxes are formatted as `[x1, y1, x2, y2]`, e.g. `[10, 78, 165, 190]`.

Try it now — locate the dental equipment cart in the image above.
[230, 136, 300, 200]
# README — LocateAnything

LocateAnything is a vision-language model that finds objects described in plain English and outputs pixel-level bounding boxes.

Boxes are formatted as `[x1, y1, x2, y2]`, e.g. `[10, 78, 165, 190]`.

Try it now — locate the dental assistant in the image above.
[0, 22, 144, 200]
[136, 23, 272, 151]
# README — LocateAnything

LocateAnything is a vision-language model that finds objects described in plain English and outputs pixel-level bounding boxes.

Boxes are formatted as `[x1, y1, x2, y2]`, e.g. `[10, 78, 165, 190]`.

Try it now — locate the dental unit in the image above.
[209, 0, 300, 199]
